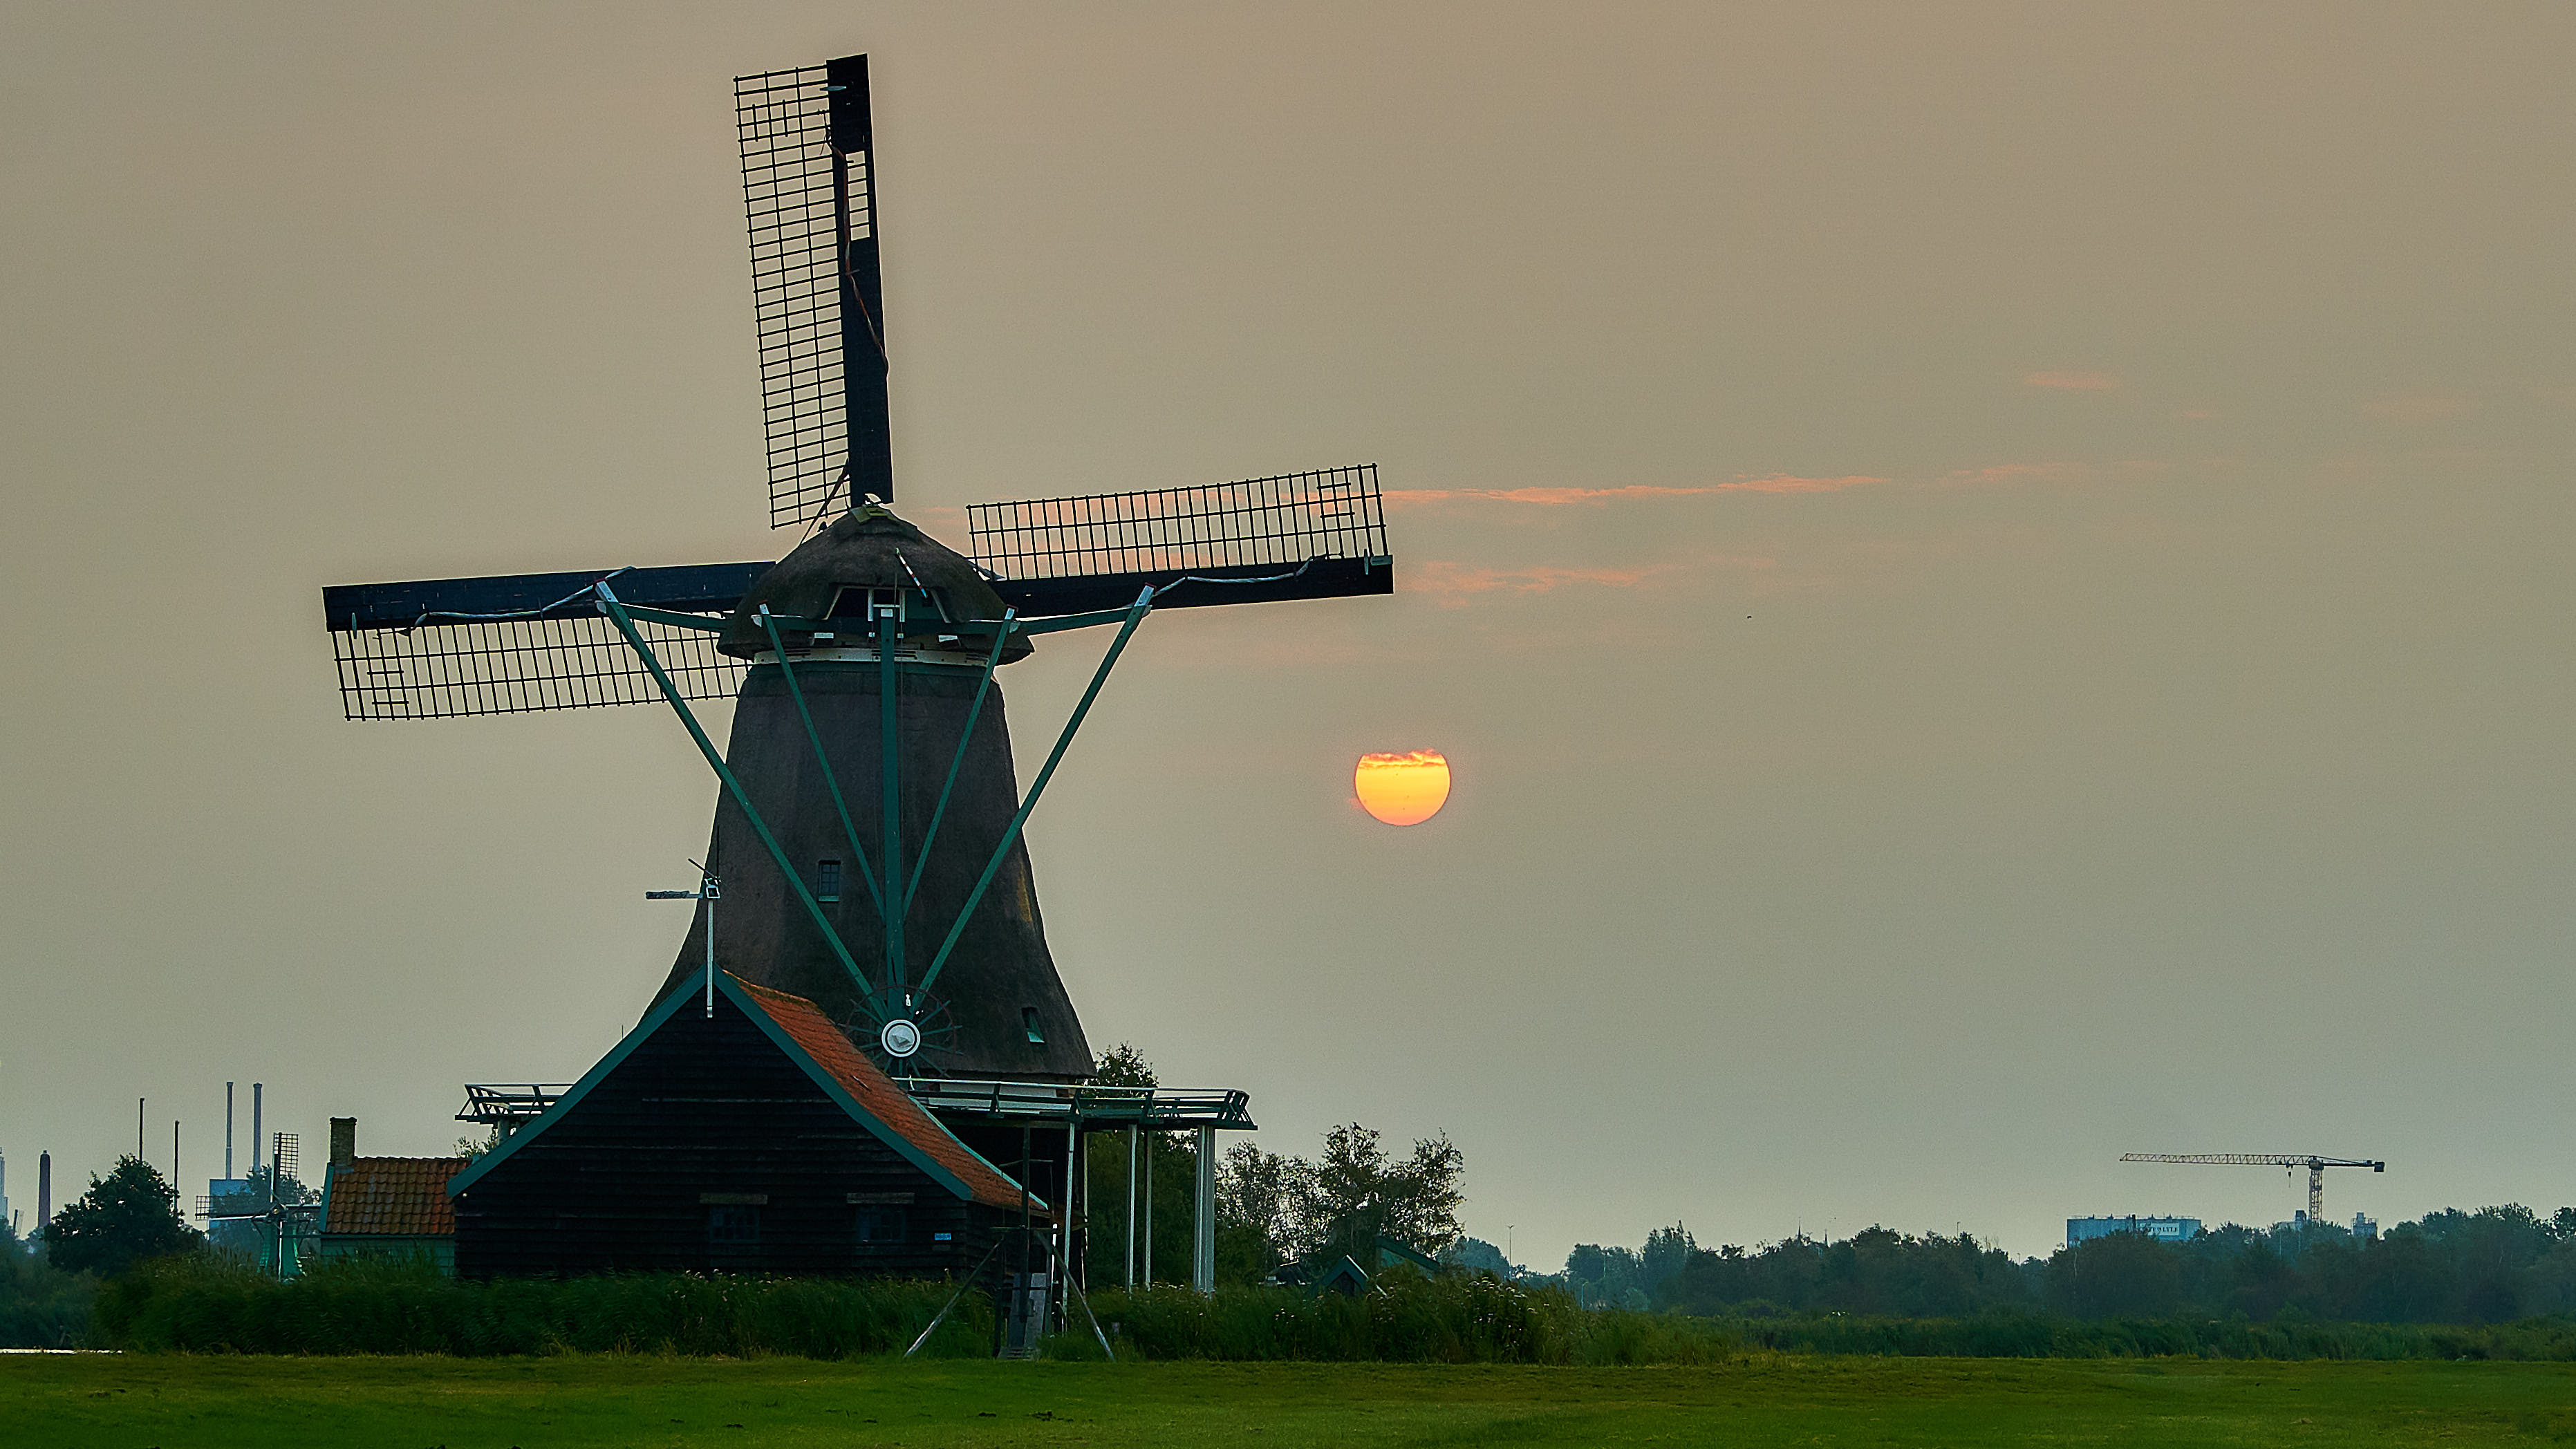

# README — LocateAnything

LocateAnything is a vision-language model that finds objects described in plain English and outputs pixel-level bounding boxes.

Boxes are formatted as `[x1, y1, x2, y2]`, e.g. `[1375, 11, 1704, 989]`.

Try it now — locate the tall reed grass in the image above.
[1072, 1274, 1739, 1364]
[93, 1255, 991, 1357]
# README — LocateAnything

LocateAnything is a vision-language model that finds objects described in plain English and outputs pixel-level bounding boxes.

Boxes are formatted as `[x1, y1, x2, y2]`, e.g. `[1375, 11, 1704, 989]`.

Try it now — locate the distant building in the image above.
[2351, 1213, 2378, 1240]
[316, 1121, 468, 1272]
[2068, 1215, 2202, 1246]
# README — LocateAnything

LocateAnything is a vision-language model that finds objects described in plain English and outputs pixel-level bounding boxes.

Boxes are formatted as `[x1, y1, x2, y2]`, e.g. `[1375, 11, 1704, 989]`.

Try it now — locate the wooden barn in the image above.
[447, 973, 1044, 1284]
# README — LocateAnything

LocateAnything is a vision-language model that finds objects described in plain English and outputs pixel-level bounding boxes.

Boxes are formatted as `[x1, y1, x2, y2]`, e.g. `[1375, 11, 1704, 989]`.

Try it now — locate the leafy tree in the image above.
[1641, 1224, 1697, 1298]
[44, 1157, 203, 1279]
[1090, 1043, 1157, 1089]
[1300, 1123, 1464, 1265]
[1439, 1235, 1518, 1278]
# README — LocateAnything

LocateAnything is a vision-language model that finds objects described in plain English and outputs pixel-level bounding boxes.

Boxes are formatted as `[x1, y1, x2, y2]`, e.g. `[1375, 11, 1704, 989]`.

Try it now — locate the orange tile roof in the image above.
[324, 1157, 469, 1237]
[736, 978, 1040, 1214]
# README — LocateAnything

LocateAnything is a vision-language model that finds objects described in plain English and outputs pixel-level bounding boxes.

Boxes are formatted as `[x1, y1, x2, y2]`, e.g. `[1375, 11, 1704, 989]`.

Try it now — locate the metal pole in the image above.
[172, 1121, 180, 1190]
[876, 602, 905, 1000]
[1141, 1132, 1153, 1287]
[138, 1099, 144, 1161]
[702, 881, 717, 1018]
[1125, 1125, 1138, 1289]
[251, 1085, 263, 1178]
[225, 1083, 234, 1181]
[1063, 1116, 1079, 1325]
[1193, 1124, 1216, 1296]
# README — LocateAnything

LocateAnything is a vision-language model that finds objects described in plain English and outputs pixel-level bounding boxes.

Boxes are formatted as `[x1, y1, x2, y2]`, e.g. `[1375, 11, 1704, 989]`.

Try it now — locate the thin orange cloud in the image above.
[1383, 476, 1884, 507]
[1717, 474, 1886, 494]
[2025, 371, 2121, 391]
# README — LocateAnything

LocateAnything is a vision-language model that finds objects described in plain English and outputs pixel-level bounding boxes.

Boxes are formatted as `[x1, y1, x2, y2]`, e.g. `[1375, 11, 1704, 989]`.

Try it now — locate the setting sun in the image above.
[1354, 749, 1451, 826]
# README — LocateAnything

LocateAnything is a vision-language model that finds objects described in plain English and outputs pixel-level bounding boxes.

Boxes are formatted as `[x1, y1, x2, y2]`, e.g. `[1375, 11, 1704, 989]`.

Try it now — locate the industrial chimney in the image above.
[36, 1152, 50, 1241]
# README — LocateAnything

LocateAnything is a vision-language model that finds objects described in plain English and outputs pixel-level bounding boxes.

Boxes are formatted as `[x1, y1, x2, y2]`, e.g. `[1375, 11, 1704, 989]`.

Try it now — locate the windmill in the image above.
[202, 1132, 319, 1280]
[317, 55, 1395, 1089]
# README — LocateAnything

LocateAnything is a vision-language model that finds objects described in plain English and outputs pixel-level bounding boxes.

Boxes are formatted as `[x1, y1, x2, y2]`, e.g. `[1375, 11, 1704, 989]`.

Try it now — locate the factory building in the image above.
[2067, 1215, 2203, 1246]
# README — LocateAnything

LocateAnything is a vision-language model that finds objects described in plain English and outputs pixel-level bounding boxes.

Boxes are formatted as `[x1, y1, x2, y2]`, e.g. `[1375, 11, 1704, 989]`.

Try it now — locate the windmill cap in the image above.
[719, 507, 1030, 662]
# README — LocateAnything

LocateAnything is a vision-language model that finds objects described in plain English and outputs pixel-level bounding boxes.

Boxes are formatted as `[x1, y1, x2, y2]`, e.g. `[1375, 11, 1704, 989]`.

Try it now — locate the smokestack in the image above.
[137, 1097, 145, 1161]
[251, 1084, 263, 1177]
[173, 1121, 181, 1188]
[37, 1152, 50, 1237]
[328, 1118, 356, 1170]
[226, 1083, 235, 1181]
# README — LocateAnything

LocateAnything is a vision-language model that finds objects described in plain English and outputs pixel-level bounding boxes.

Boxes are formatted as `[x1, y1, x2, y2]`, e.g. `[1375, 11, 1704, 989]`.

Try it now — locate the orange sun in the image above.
[1354, 749, 1451, 826]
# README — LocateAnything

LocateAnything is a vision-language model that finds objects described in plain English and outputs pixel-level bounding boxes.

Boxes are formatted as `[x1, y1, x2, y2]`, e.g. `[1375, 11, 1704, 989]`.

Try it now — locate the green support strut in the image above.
[756, 607, 888, 919]
[596, 585, 881, 1011]
[915, 588, 1153, 1000]
[904, 610, 1018, 917]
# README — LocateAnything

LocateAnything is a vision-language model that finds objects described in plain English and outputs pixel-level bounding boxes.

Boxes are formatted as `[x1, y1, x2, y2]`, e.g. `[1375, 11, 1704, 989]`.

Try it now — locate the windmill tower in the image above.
[318, 55, 1395, 1088]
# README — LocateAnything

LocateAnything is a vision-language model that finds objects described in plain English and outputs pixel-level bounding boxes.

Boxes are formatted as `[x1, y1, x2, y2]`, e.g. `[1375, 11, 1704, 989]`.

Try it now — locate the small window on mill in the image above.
[707, 1205, 760, 1246]
[1022, 1007, 1046, 1045]
[817, 859, 843, 902]
[855, 1205, 908, 1244]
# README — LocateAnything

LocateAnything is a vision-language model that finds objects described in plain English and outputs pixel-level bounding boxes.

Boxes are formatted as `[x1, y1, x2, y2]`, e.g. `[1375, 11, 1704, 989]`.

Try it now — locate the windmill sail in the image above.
[321, 563, 767, 721]
[738, 54, 890, 526]
[969, 464, 1394, 615]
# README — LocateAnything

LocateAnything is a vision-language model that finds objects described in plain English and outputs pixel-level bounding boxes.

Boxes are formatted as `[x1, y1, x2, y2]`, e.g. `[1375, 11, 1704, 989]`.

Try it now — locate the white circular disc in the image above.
[880, 1018, 922, 1058]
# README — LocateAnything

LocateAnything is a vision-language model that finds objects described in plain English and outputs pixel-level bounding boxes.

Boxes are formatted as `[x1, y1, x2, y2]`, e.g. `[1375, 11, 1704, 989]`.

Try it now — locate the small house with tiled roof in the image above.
[317, 1128, 469, 1271]
[447, 972, 1044, 1284]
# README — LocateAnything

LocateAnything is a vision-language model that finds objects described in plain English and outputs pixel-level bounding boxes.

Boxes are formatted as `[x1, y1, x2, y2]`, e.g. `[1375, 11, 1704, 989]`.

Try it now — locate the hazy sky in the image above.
[6, 3, 2573, 1265]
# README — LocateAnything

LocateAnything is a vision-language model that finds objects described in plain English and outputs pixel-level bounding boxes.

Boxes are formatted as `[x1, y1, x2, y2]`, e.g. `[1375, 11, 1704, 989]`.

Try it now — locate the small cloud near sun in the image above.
[2024, 371, 2121, 391]
[1354, 749, 1451, 826]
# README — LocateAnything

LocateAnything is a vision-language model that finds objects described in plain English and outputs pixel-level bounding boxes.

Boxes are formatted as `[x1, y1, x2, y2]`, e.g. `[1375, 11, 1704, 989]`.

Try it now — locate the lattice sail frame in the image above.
[333, 615, 745, 721]
[966, 465, 1389, 579]
[738, 59, 885, 529]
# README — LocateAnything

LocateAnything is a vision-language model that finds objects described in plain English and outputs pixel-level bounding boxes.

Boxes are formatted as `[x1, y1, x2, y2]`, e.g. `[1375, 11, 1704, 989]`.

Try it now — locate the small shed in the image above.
[449, 972, 1043, 1282]
[318, 1148, 468, 1271]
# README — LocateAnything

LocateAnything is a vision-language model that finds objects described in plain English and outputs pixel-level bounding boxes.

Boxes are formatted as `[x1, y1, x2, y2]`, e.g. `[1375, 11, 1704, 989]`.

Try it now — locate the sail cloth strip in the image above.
[966, 465, 1389, 581]
[738, 57, 890, 527]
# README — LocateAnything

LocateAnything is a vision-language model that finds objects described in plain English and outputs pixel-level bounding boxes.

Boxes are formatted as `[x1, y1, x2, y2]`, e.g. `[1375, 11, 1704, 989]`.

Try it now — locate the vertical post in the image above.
[251, 1085, 263, 1178]
[36, 1152, 48, 1238]
[877, 603, 903, 1000]
[1141, 1133, 1152, 1287]
[702, 879, 717, 1018]
[1193, 1125, 1216, 1296]
[137, 1099, 144, 1161]
[172, 1121, 180, 1190]
[1064, 1116, 1081, 1324]
[1125, 1125, 1138, 1289]
[225, 1083, 235, 1181]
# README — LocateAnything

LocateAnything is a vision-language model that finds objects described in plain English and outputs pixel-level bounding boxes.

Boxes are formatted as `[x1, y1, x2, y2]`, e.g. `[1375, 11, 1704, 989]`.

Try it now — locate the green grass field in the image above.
[6, 1354, 2574, 1448]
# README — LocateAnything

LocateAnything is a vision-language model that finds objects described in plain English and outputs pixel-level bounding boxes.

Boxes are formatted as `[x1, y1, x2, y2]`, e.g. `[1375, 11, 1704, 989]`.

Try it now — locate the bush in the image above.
[0, 1232, 95, 1348]
[92, 1255, 993, 1358]
[1075, 1271, 1737, 1364]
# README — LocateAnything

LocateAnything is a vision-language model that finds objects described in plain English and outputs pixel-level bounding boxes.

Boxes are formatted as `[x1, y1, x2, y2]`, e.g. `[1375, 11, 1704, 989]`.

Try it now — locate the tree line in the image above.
[1529, 1206, 2576, 1325]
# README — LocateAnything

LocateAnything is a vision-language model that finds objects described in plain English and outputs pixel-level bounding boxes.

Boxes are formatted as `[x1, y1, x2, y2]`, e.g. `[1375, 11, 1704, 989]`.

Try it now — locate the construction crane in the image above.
[2121, 1154, 2385, 1222]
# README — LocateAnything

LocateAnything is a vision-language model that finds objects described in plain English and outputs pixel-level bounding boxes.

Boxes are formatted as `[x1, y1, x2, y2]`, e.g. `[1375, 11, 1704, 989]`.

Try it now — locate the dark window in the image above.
[817, 859, 842, 903]
[707, 1205, 760, 1246]
[855, 1206, 908, 1244]
[1022, 1007, 1045, 1044]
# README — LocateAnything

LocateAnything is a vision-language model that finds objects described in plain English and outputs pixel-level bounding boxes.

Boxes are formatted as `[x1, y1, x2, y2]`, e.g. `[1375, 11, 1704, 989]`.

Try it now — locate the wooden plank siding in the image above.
[453, 989, 1034, 1292]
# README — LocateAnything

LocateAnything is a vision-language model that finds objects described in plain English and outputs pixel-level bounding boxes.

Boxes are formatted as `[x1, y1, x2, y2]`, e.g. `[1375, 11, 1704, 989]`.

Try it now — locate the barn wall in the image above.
[453, 994, 1020, 1287]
